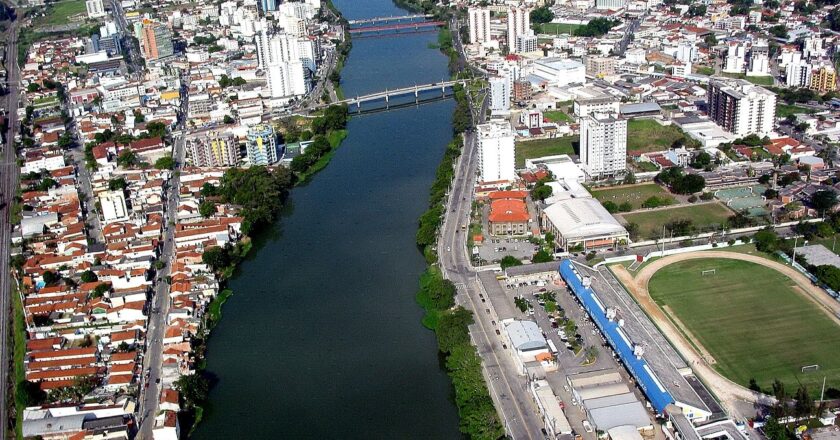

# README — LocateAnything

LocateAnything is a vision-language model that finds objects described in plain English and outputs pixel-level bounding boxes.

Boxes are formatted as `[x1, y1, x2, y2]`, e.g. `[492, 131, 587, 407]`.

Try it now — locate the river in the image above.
[191, 1, 462, 438]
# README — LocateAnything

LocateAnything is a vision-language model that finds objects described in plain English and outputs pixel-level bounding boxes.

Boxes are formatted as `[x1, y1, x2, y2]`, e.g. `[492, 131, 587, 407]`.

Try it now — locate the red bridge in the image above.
[348, 21, 445, 34]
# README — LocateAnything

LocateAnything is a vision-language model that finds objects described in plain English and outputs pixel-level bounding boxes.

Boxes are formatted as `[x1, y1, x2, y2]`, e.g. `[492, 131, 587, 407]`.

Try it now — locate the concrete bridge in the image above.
[347, 14, 434, 26]
[313, 79, 473, 111]
[348, 20, 444, 34]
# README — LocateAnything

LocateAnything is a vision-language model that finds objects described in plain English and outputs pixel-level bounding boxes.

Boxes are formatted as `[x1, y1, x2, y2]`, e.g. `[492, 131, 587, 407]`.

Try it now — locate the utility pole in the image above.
[791, 235, 799, 266]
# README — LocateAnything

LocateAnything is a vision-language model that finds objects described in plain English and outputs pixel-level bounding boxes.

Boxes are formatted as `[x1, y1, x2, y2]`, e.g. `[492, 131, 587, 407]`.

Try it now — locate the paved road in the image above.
[136, 73, 189, 440]
[436, 92, 544, 438]
[0, 17, 21, 440]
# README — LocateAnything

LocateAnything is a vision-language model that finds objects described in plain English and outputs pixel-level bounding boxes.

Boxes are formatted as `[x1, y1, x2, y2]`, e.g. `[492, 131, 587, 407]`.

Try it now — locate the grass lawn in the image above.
[720, 72, 775, 86]
[649, 258, 840, 395]
[776, 103, 817, 118]
[621, 203, 732, 239]
[535, 23, 582, 35]
[515, 135, 578, 168]
[543, 110, 573, 123]
[38, 0, 87, 26]
[694, 66, 715, 76]
[627, 119, 686, 153]
[591, 183, 674, 210]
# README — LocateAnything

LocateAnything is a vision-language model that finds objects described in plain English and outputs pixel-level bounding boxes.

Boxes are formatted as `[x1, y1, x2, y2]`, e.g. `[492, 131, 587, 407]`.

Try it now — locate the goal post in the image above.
[802, 364, 820, 373]
[701, 269, 716, 276]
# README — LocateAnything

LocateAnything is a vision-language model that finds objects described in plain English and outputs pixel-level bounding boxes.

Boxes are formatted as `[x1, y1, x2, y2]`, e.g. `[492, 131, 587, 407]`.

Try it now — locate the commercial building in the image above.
[507, 6, 530, 53]
[530, 380, 573, 438]
[99, 191, 129, 223]
[489, 75, 510, 112]
[502, 319, 548, 363]
[707, 78, 776, 137]
[528, 58, 586, 88]
[185, 130, 240, 167]
[468, 7, 491, 44]
[246, 124, 280, 165]
[580, 113, 626, 178]
[477, 121, 516, 182]
[584, 56, 618, 77]
[256, 30, 309, 100]
[488, 191, 530, 235]
[140, 21, 174, 61]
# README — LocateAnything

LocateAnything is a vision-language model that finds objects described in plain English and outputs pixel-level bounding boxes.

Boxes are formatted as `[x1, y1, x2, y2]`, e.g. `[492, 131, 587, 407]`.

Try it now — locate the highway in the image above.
[0, 16, 20, 440]
[136, 71, 189, 440]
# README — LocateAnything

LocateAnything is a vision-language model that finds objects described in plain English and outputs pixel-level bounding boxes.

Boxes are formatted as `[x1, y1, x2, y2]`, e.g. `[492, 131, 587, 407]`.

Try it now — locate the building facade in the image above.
[140, 21, 174, 61]
[580, 113, 627, 178]
[507, 6, 530, 53]
[809, 65, 837, 93]
[707, 78, 776, 137]
[477, 121, 516, 182]
[246, 124, 280, 165]
[186, 131, 240, 167]
[489, 75, 510, 112]
[468, 7, 491, 44]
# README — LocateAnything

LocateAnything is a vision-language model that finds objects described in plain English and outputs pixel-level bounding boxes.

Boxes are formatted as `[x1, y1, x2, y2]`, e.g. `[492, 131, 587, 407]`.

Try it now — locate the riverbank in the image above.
[413, 25, 504, 435]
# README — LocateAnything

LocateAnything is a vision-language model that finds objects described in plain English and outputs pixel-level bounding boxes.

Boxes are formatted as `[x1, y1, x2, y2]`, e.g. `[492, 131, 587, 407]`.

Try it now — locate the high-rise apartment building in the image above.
[186, 131, 240, 167]
[256, 30, 309, 99]
[477, 121, 516, 182]
[809, 64, 837, 93]
[86, 0, 105, 18]
[507, 6, 530, 53]
[489, 75, 510, 112]
[515, 34, 538, 54]
[246, 124, 280, 165]
[140, 21, 174, 61]
[468, 7, 491, 44]
[786, 60, 811, 88]
[580, 113, 627, 178]
[707, 78, 776, 137]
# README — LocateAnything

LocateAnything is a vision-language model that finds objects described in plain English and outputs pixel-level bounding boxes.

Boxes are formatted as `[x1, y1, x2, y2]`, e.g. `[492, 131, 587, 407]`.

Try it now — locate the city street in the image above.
[0, 18, 21, 440]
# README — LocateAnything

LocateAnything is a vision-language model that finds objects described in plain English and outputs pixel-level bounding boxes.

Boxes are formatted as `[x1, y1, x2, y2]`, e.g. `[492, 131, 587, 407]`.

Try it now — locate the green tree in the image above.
[532, 249, 553, 263]
[199, 200, 216, 218]
[223, 114, 235, 124]
[811, 190, 837, 214]
[531, 182, 553, 201]
[753, 228, 780, 253]
[116, 149, 139, 168]
[175, 374, 210, 409]
[108, 177, 128, 191]
[602, 200, 618, 213]
[202, 246, 230, 270]
[145, 121, 167, 138]
[17, 380, 46, 406]
[436, 307, 474, 353]
[500, 255, 523, 269]
[154, 155, 175, 170]
[80, 270, 98, 283]
[530, 5, 554, 24]
[42, 271, 60, 286]
[91, 282, 110, 298]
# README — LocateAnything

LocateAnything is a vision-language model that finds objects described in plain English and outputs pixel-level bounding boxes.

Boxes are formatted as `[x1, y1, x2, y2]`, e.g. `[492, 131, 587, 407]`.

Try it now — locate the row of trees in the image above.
[573, 18, 620, 37]
[656, 167, 706, 194]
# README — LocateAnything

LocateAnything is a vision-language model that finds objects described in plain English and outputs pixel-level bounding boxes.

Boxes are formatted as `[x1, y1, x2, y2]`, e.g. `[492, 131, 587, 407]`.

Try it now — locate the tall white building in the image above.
[468, 7, 491, 44]
[489, 75, 510, 112]
[86, 0, 105, 18]
[477, 121, 516, 182]
[515, 34, 538, 53]
[723, 42, 747, 73]
[256, 30, 309, 100]
[786, 60, 812, 88]
[507, 6, 530, 53]
[707, 78, 776, 137]
[580, 113, 627, 178]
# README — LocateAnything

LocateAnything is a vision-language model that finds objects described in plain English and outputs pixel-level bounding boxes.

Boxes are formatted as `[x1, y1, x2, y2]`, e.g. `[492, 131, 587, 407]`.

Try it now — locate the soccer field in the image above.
[649, 258, 840, 395]
[591, 183, 674, 211]
[620, 203, 732, 239]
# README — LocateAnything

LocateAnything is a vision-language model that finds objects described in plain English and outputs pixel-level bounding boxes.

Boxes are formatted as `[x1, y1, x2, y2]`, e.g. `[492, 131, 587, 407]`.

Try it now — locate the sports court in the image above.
[715, 185, 768, 217]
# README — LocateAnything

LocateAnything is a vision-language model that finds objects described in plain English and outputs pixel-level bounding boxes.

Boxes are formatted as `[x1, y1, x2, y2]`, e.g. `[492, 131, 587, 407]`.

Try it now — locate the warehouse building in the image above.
[542, 197, 629, 250]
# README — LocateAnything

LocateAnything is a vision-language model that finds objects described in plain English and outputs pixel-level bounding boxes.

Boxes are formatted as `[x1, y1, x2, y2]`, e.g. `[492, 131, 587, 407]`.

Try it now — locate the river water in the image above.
[191, 1, 462, 438]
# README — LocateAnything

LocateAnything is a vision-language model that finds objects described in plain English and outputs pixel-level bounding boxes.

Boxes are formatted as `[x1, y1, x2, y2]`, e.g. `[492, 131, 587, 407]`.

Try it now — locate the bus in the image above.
[547, 339, 558, 355]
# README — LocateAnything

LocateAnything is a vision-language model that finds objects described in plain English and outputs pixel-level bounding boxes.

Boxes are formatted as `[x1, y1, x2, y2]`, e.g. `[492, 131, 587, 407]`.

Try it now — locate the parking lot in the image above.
[475, 235, 540, 263]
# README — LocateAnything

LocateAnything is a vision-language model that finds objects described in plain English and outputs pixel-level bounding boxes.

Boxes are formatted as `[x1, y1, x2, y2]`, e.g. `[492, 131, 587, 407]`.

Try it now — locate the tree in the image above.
[813, 265, 840, 290]
[690, 152, 712, 169]
[602, 201, 618, 213]
[500, 255, 523, 269]
[154, 155, 175, 170]
[108, 177, 128, 191]
[532, 249, 553, 263]
[26, 83, 41, 93]
[116, 149, 139, 168]
[422, 272, 457, 310]
[531, 182, 553, 201]
[202, 246, 230, 270]
[573, 18, 620, 37]
[811, 190, 837, 213]
[80, 270, 98, 283]
[199, 200, 216, 218]
[704, 34, 717, 46]
[223, 114, 235, 124]
[754, 228, 781, 253]
[686, 4, 706, 15]
[175, 374, 210, 409]
[436, 307, 474, 353]
[623, 172, 636, 185]
[42, 271, 60, 286]
[768, 24, 788, 39]
[17, 380, 46, 406]
[134, 112, 145, 123]
[530, 5, 554, 24]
